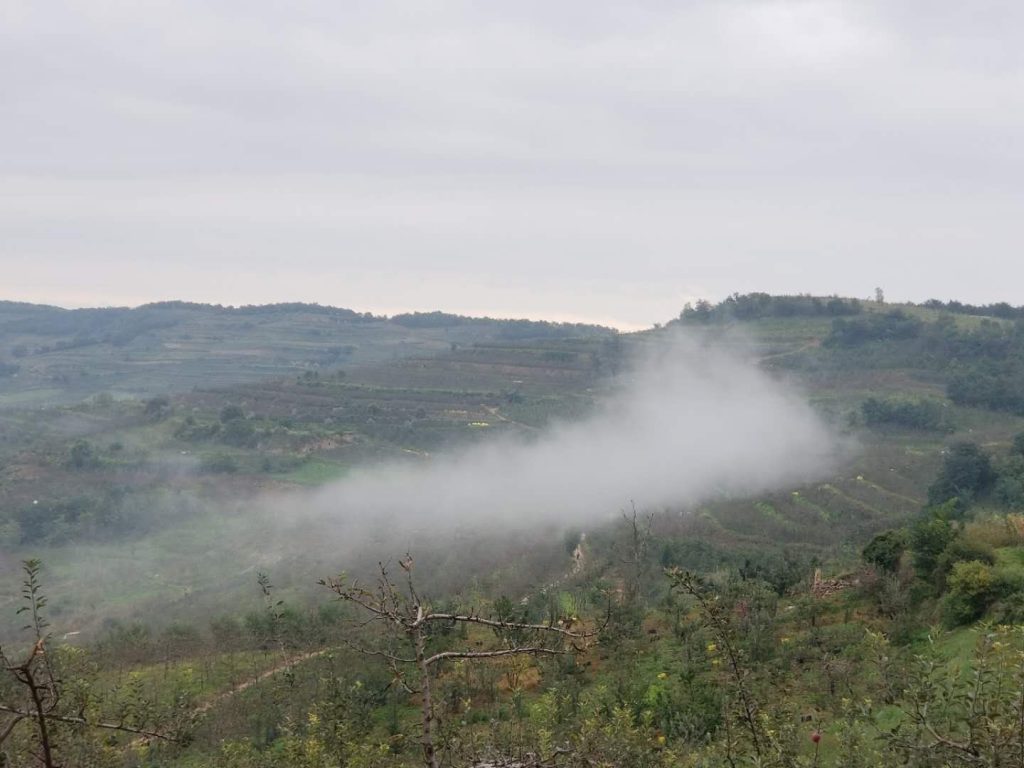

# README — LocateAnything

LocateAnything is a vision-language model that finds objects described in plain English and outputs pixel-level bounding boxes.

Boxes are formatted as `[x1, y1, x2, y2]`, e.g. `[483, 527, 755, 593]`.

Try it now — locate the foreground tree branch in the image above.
[320, 555, 598, 768]
[1, 560, 179, 765]
[0, 704, 173, 743]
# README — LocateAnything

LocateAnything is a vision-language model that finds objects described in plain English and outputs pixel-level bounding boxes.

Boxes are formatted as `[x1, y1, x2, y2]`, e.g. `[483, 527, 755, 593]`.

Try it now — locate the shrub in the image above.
[909, 510, 957, 582]
[942, 560, 999, 626]
[861, 396, 950, 431]
[863, 529, 907, 573]
[948, 362, 1024, 415]
[994, 455, 1024, 510]
[221, 418, 257, 448]
[220, 404, 245, 423]
[826, 311, 923, 347]
[933, 536, 996, 592]
[143, 395, 171, 419]
[66, 439, 99, 470]
[927, 442, 995, 508]
[200, 453, 239, 473]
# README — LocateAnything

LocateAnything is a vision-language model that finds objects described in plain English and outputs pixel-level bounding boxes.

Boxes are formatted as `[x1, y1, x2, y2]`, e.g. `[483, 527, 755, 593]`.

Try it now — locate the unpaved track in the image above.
[194, 648, 332, 715]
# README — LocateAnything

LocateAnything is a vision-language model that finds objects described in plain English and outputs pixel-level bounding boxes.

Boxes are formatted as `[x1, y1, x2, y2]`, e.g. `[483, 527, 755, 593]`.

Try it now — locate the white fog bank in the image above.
[295, 333, 841, 543]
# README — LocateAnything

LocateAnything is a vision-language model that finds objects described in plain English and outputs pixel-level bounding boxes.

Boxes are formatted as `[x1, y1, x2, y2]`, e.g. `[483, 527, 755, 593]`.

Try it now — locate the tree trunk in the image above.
[415, 628, 438, 768]
[25, 668, 55, 768]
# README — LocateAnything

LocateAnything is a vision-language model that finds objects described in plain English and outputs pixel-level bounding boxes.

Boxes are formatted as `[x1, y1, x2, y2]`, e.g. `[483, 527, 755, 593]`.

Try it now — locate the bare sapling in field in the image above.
[321, 554, 601, 768]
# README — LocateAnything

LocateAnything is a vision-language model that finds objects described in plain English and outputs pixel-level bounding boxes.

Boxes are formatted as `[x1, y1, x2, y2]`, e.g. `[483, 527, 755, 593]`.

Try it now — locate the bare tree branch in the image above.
[419, 612, 594, 638]
[0, 704, 175, 742]
[337, 636, 417, 665]
[425, 646, 568, 666]
[322, 552, 598, 768]
[0, 713, 25, 745]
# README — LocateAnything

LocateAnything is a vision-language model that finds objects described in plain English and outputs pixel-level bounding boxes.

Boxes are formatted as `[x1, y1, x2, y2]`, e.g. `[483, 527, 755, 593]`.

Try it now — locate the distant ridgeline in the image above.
[920, 298, 1024, 320]
[0, 300, 378, 352]
[678, 292, 1024, 323]
[140, 300, 378, 319]
[678, 292, 1024, 417]
[390, 310, 615, 339]
[0, 300, 614, 357]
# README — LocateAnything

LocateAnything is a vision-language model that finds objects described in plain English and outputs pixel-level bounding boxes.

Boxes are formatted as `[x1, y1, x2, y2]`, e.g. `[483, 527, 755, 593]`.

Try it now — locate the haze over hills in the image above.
[3, 291, 1024, 765]
[2, 292, 1022, 623]
[7, 2, 1024, 761]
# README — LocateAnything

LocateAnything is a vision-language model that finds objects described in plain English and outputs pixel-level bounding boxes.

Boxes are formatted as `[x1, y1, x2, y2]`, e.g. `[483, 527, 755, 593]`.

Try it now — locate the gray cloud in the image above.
[2, 1, 1022, 325]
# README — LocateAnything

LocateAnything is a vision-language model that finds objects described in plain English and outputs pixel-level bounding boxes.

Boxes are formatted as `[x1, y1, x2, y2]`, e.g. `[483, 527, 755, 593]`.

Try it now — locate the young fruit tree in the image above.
[320, 554, 599, 768]
[1, 560, 180, 767]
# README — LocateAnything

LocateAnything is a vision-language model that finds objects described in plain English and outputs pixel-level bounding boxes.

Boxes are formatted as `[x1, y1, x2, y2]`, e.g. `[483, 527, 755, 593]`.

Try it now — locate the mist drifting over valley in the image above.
[286, 332, 841, 551]
[0, 330, 845, 636]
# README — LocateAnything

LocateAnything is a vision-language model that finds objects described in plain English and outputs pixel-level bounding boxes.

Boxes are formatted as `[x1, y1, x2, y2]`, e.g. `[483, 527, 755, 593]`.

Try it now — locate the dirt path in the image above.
[758, 338, 821, 364]
[126, 649, 334, 748]
[482, 405, 538, 431]
[194, 648, 331, 715]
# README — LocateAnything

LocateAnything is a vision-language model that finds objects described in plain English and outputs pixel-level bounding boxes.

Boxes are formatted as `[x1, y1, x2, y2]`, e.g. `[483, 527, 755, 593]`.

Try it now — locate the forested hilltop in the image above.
[4, 293, 1024, 767]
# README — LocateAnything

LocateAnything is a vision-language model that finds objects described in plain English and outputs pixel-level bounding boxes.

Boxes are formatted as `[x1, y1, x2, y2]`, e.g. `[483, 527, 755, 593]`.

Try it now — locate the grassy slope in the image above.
[2, 299, 1022, 635]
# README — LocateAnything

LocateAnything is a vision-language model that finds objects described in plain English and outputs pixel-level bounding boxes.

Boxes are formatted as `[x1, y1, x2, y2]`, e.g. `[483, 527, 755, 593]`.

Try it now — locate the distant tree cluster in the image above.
[920, 436, 1024, 515]
[678, 292, 863, 323]
[0, 484, 211, 547]
[818, 309, 1024, 417]
[861, 396, 951, 431]
[172, 405, 259, 449]
[947, 360, 1024, 414]
[824, 310, 923, 346]
[922, 298, 1024, 320]
[140, 300, 378, 320]
[927, 442, 998, 509]
[860, 435, 1024, 629]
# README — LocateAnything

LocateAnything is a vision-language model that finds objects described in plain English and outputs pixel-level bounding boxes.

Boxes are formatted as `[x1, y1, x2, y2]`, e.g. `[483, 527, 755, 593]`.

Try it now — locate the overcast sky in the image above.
[1, 1, 1021, 328]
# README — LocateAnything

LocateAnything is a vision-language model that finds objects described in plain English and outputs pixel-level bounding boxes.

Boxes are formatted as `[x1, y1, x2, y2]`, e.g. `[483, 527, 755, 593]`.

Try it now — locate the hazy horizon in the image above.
[0, 287, 1013, 335]
[4, 1, 1024, 327]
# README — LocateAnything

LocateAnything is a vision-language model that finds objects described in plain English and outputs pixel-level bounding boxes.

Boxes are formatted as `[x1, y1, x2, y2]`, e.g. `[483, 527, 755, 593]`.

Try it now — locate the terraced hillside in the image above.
[5, 295, 1024, 767]
[0, 322, 621, 636]
[2, 295, 1023, 638]
[0, 301, 613, 407]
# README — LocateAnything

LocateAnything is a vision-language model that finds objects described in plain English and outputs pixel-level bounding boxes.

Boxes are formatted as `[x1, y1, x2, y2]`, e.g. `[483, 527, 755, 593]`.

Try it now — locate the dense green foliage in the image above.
[819, 310, 1024, 416]
[861, 396, 950, 431]
[679, 292, 862, 322]
[7, 294, 1024, 766]
[922, 298, 1024, 320]
[927, 442, 997, 508]
[826, 310, 924, 346]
